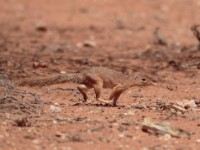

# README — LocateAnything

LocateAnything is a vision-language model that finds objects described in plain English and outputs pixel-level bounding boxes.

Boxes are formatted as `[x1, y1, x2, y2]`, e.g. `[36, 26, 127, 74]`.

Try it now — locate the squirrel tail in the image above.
[16, 73, 84, 87]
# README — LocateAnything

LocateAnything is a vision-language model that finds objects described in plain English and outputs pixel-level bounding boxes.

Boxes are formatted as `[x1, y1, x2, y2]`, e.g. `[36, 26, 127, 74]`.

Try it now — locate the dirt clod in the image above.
[13, 115, 31, 127]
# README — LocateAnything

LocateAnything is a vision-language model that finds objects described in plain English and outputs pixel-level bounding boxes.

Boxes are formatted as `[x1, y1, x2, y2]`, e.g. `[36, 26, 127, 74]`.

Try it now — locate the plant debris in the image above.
[153, 27, 168, 46]
[140, 118, 190, 138]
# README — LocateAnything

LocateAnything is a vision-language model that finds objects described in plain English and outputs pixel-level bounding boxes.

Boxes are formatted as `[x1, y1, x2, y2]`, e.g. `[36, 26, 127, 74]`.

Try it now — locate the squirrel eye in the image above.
[141, 78, 146, 81]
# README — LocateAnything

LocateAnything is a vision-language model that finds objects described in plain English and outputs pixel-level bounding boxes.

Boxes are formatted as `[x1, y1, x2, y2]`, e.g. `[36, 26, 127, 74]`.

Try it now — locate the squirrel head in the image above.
[134, 75, 154, 86]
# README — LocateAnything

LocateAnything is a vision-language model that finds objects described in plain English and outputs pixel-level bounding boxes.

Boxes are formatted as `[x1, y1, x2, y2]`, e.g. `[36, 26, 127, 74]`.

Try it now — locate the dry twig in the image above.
[191, 24, 200, 43]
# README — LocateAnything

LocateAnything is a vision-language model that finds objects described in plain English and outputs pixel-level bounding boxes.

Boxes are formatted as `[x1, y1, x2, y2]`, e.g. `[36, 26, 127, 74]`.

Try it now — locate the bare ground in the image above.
[0, 0, 200, 150]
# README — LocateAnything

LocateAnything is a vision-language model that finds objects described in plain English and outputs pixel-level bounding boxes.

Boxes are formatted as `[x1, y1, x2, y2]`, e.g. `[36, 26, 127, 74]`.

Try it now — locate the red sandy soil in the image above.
[0, 0, 200, 149]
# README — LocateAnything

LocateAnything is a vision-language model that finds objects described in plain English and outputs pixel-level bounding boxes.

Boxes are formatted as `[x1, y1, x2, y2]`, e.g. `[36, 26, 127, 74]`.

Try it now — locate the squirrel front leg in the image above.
[86, 76, 112, 104]
[93, 78, 108, 102]
[108, 85, 127, 106]
[93, 82, 114, 104]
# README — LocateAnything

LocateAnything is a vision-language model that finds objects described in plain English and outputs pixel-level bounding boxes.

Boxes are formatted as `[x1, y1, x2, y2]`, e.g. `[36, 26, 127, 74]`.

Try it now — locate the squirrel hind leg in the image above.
[77, 84, 89, 102]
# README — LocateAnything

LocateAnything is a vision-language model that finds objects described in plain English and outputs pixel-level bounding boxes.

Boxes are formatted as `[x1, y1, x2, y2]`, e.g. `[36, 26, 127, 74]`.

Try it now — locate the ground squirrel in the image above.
[17, 67, 153, 106]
